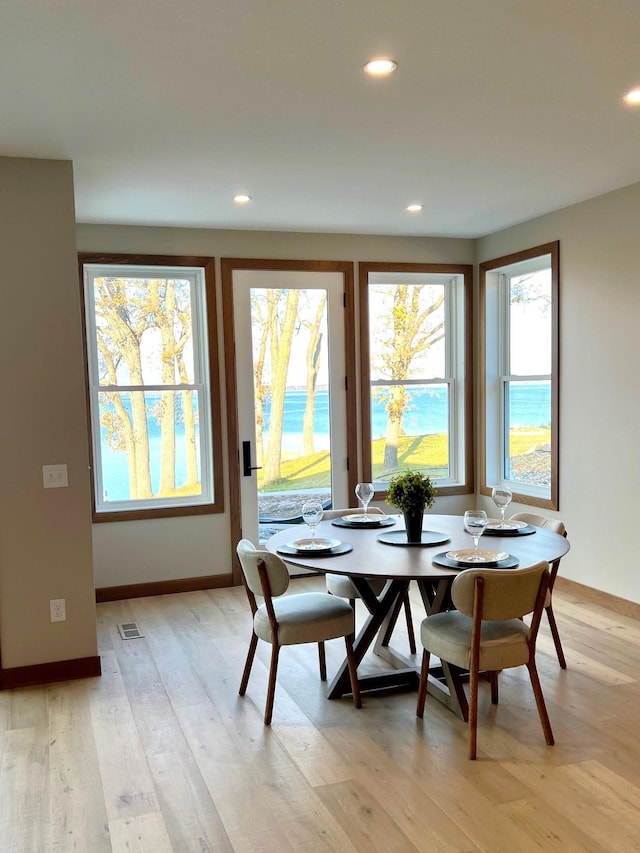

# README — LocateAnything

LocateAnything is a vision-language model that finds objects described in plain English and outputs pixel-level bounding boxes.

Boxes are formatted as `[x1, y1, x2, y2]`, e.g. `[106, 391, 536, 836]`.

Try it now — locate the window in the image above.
[359, 262, 473, 496]
[80, 254, 223, 521]
[480, 242, 559, 509]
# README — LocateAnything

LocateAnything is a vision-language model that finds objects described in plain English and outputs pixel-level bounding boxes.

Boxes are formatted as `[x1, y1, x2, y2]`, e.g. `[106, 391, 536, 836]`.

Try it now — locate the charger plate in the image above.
[432, 550, 519, 570]
[377, 530, 450, 547]
[277, 542, 353, 558]
[483, 520, 536, 537]
[286, 537, 341, 552]
[332, 514, 396, 529]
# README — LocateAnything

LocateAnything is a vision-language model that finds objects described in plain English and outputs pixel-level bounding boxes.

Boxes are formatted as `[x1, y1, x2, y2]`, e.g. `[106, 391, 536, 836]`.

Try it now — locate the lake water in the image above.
[100, 383, 550, 500]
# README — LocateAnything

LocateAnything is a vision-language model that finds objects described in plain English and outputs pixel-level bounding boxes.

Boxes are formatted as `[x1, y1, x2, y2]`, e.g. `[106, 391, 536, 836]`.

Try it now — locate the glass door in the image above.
[231, 268, 348, 546]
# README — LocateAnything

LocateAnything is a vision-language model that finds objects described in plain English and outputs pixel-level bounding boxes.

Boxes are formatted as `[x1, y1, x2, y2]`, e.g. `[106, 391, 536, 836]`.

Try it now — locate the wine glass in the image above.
[463, 510, 489, 560]
[301, 499, 324, 546]
[355, 482, 374, 519]
[491, 486, 513, 528]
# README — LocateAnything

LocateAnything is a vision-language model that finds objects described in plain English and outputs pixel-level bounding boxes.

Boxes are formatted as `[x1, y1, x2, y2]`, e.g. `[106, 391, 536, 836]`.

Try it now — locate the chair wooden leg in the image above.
[416, 649, 430, 718]
[490, 671, 499, 704]
[403, 593, 416, 654]
[318, 641, 327, 681]
[527, 659, 555, 746]
[345, 634, 362, 709]
[468, 664, 479, 760]
[264, 642, 280, 726]
[546, 603, 567, 669]
[239, 633, 258, 696]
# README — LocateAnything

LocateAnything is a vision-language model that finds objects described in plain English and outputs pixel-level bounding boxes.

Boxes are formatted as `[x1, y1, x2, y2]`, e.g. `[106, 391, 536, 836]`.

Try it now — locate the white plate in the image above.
[288, 537, 341, 552]
[486, 519, 527, 531]
[446, 548, 509, 564]
[342, 513, 387, 523]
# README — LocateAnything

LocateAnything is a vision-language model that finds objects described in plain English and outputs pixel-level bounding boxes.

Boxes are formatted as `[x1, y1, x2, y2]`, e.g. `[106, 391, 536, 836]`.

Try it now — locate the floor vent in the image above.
[117, 622, 144, 640]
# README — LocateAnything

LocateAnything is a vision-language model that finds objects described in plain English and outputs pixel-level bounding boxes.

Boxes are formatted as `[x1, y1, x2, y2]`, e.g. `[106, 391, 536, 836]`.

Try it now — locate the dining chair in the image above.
[416, 561, 554, 760]
[510, 511, 568, 669]
[322, 507, 416, 653]
[236, 539, 362, 725]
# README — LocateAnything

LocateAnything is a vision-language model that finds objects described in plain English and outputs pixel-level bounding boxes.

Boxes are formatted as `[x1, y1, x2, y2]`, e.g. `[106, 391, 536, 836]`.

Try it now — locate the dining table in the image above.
[265, 512, 571, 721]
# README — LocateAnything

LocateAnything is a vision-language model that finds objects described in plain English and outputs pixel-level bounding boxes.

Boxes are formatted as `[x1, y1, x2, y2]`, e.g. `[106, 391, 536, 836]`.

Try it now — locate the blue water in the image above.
[100, 383, 550, 500]
[262, 382, 550, 441]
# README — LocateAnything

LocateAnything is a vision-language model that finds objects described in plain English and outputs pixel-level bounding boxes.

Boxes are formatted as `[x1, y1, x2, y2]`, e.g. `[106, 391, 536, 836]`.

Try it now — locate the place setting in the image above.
[330, 482, 397, 529]
[277, 498, 353, 557]
[432, 509, 520, 569]
[483, 487, 536, 536]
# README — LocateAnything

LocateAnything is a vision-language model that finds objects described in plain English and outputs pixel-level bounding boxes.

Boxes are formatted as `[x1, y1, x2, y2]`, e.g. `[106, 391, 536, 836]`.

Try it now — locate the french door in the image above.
[222, 260, 356, 576]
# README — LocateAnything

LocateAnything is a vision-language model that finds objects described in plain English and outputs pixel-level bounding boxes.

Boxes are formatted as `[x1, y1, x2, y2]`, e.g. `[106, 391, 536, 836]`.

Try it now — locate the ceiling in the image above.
[3, 0, 640, 238]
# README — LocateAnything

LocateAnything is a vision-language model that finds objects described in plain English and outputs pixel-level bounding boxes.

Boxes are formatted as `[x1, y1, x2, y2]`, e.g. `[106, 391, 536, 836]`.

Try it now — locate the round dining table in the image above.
[265, 512, 570, 720]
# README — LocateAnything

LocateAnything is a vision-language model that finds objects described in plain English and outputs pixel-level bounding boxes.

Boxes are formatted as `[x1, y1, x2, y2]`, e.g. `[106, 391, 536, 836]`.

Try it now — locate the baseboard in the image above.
[1, 655, 102, 690]
[555, 576, 640, 621]
[96, 573, 234, 602]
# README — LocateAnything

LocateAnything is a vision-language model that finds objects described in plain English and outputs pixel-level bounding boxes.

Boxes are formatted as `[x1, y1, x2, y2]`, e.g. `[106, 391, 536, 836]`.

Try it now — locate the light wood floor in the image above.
[2, 576, 640, 852]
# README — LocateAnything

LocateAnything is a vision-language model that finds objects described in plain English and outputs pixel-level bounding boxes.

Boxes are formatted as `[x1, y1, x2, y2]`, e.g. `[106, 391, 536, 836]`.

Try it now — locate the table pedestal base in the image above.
[327, 577, 470, 720]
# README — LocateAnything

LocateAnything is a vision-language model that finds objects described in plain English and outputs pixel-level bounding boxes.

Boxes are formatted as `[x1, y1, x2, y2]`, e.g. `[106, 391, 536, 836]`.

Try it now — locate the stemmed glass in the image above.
[491, 486, 513, 528]
[463, 510, 489, 561]
[355, 482, 374, 519]
[301, 499, 324, 547]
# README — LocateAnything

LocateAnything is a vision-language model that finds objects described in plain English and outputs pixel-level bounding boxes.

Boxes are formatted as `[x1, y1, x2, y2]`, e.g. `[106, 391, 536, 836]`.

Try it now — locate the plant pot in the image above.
[403, 509, 424, 543]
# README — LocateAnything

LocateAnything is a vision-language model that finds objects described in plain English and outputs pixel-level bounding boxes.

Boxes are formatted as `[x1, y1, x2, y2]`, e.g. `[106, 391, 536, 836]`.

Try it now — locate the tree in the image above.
[302, 292, 327, 456]
[262, 289, 300, 485]
[95, 277, 154, 498]
[250, 290, 278, 472]
[373, 284, 444, 470]
[94, 276, 198, 500]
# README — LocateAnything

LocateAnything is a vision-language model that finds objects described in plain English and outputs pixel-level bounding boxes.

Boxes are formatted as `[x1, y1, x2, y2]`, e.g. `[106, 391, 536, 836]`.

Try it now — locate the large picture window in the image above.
[80, 254, 223, 521]
[360, 263, 473, 497]
[480, 242, 559, 509]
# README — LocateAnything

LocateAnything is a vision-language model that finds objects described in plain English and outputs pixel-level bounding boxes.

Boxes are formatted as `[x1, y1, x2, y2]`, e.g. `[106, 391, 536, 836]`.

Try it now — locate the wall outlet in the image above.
[43, 464, 68, 489]
[50, 598, 66, 622]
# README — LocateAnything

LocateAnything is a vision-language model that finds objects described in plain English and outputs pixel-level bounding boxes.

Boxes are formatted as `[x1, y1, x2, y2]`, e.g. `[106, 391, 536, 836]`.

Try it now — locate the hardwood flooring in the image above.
[2, 576, 640, 851]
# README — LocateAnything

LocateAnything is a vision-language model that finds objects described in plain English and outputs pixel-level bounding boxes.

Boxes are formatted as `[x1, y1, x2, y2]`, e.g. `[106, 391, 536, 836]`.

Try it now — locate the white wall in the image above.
[76, 224, 475, 588]
[477, 181, 640, 603]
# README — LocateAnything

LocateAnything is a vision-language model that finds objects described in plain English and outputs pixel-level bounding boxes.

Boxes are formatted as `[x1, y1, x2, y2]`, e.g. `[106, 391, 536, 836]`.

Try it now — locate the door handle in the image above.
[242, 441, 262, 477]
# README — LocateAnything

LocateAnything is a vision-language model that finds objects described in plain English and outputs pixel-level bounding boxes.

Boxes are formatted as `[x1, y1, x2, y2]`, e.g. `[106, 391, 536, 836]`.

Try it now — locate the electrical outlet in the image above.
[50, 598, 66, 622]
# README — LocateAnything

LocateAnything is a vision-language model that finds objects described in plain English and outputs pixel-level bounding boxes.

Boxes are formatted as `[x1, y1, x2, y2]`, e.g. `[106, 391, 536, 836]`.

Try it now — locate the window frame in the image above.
[479, 241, 559, 510]
[359, 261, 474, 499]
[79, 253, 224, 522]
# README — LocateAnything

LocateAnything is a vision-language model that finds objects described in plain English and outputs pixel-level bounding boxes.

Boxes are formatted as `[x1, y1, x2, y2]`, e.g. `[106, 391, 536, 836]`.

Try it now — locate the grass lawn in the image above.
[257, 427, 551, 492]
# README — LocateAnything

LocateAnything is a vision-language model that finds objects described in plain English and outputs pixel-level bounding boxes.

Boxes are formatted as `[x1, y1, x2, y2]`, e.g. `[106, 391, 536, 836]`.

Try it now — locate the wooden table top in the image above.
[265, 513, 570, 581]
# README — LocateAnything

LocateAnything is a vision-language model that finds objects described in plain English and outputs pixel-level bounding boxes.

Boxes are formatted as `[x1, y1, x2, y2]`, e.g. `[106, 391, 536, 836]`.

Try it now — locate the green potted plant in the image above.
[386, 469, 437, 543]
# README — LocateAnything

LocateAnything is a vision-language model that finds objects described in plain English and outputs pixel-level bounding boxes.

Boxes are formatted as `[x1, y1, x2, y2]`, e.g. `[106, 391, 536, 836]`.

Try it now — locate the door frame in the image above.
[221, 258, 357, 584]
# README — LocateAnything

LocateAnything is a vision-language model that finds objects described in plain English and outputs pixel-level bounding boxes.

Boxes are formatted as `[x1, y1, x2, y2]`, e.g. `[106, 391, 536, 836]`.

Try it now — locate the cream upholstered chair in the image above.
[416, 561, 554, 760]
[236, 539, 362, 725]
[322, 507, 416, 653]
[510, 512, 568, 669]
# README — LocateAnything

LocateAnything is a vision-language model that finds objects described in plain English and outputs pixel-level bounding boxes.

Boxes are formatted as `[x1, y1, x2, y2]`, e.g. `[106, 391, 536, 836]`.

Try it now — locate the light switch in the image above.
[43, 464, 68, 489]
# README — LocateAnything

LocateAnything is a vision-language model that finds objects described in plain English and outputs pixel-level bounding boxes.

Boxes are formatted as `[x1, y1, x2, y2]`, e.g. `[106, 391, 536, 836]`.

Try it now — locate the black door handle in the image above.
[242, 440, 263, 477]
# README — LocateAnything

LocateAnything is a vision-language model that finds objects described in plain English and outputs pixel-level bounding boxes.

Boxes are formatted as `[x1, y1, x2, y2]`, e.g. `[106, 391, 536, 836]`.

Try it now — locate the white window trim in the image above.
[481, 244, 558, 508]
[364, 268, 470, 490]
[83, 262, 215, 515]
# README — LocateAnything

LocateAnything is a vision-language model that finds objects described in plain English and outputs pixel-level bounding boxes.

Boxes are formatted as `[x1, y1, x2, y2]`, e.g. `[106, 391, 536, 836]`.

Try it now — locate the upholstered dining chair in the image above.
[416, 561, 554, 760]
[322, 507, 416, 653]
[510, 512, 568, 669]
[236, 539, 362, 725]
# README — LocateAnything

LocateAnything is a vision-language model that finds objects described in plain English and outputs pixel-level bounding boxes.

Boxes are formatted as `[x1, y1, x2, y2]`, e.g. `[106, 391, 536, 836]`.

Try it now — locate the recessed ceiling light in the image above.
[363, 58, 398, 77]
[623, 87, 640, 105]
[406, 203, 423, 213]
[233, 194, 252, 204]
